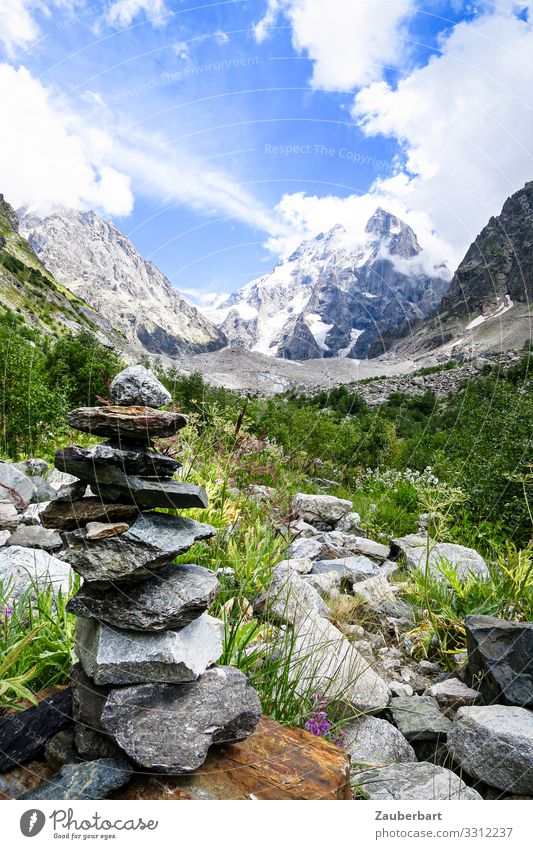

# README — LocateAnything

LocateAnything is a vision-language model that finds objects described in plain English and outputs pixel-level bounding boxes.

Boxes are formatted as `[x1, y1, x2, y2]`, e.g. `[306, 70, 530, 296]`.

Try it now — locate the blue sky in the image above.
[1, 1, 533, 304]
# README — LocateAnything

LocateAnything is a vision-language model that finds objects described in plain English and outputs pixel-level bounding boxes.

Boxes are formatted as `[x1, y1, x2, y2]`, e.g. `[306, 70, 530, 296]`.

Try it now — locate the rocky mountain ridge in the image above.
[205, 209, 451, 360]
[19, 208, 226, 359]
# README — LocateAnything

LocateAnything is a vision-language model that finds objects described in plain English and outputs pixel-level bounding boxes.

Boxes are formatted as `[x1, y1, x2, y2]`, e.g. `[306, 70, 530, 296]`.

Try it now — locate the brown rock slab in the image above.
[86, 522, 130, 540]
[67, 406, 187, 440]
[0, 761, 55, 800]
[114, 717, 352, 800]
[40, 498, 139, 531]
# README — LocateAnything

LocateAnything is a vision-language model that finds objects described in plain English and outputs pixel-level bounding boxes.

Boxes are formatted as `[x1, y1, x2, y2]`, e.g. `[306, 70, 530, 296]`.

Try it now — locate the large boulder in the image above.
[353, 762, 482, 800]
[392, 534, 489, 582]
[447, 705, 533, 794]
[75, 613, 224, 685]
[109, 365, 171, 408]
[465, 615, 533, 707]
[342, 715, 416, 767]
[292, 493, 352, 527]
[62, 512, 216, 582]
[0, 546, 72, 603]
[100, 666, 262, 774]
[0, 464, 36, 512]
[68, 564, 220, 631]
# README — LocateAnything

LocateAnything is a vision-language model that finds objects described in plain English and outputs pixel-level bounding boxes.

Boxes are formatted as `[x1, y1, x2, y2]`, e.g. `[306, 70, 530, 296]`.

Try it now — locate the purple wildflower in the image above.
[305, 694, 333, 738]
[3, 605, 13, 619]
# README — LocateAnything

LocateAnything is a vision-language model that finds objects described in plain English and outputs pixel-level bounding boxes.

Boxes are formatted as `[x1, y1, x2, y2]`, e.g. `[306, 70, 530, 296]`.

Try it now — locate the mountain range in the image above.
[205, 209, 451, 360]
[1, 180, 531, 381]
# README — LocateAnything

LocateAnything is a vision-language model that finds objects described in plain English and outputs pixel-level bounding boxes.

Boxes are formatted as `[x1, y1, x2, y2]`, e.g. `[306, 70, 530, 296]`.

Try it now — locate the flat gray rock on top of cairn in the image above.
[110, 365, 171, 408]
[100, 666, 262, 773]
[63, 511, 216, 582]
[75, 613, 224, 685]
[67, 563, 220, 631]
[67, 406, 187, 441]
[55, 443, 181, 481]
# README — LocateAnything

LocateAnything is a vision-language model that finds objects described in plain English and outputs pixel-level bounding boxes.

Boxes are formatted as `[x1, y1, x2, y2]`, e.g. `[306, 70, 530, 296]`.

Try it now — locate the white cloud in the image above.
[254, 0, 415, 88]
[0, 64, 133, 216]
[266, 182, 454, 277]
[1, 0, 39, 55]
[106, 0, 167, 28]
[117, 130, 281, 234]
[352, 6, 533, 255]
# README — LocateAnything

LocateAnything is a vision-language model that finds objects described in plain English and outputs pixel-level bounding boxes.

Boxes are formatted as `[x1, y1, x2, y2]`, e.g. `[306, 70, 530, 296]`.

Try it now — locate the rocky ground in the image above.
[1, 456, 532, 800]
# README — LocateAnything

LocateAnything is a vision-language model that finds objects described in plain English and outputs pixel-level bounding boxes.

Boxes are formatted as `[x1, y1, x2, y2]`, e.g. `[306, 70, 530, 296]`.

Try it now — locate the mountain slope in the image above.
[0, 193, 123, 343]
[19, 209, 226, 358]
[390, 181, 533, 358]
[205, 209, 450, 360]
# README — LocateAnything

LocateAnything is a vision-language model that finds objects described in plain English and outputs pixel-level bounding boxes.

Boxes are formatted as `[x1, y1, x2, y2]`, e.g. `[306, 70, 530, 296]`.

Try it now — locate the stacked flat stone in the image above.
[43, 365, 261, 774]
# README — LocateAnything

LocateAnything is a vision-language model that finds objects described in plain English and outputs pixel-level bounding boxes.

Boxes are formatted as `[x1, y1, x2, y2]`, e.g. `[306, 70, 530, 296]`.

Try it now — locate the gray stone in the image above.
[0, 546, 72, 603]
[63, 512, 216, 582]
[6, 525, 62, 551]
[426, 678, 482, 710]
[288, 519, 320, 538]
[337, 535, 390, 561]
[0, 500, 20, 531]
[15, 458, 48, 478]
[353, 762, 482, 800]
[392, 534, 489, 582]
[343, 715, 417, 766]
[292, 493, 352, 526]
[311, 555, 376, 581]
[0, 464, 36, 512]
[55, 442, 180, 481]
[46, 468, 79, 490]
[303, 571, 341, 598]
[352, 574, 413, 620]
[110, 365, 171, 407]
[274, 557, 314, 574]
[390, 695, 452, 741]
[41, 497, 139, 531]
[93, 478, 208, 511]
[75, 613, 224, 685]
[19, 502, 50, 525]
[52, 480, 88, 503]
[447, 705, 533, 794]
[70, 663, 118, 759]
[67, 405, 187, 441]
[335, 511, 363, 534]
[18, 757, 133, 800]
[29, 476, 56, 503]
[68, 563, 220, 631]
[255, 564, 330, 625]
[100, 666, 262, 774]
[465, 615, 533, 707]
[0, 530, 10, 546]
[44, 730, 78, 770]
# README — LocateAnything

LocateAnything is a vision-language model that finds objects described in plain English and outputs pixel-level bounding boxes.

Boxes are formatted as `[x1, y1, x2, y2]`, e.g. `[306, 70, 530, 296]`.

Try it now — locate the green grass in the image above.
[0, 574, 79, 710]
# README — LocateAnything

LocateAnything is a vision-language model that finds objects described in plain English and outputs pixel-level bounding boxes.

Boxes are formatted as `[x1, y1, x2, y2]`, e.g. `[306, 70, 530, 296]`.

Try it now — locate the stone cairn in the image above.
[41, 365, 261, 774]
